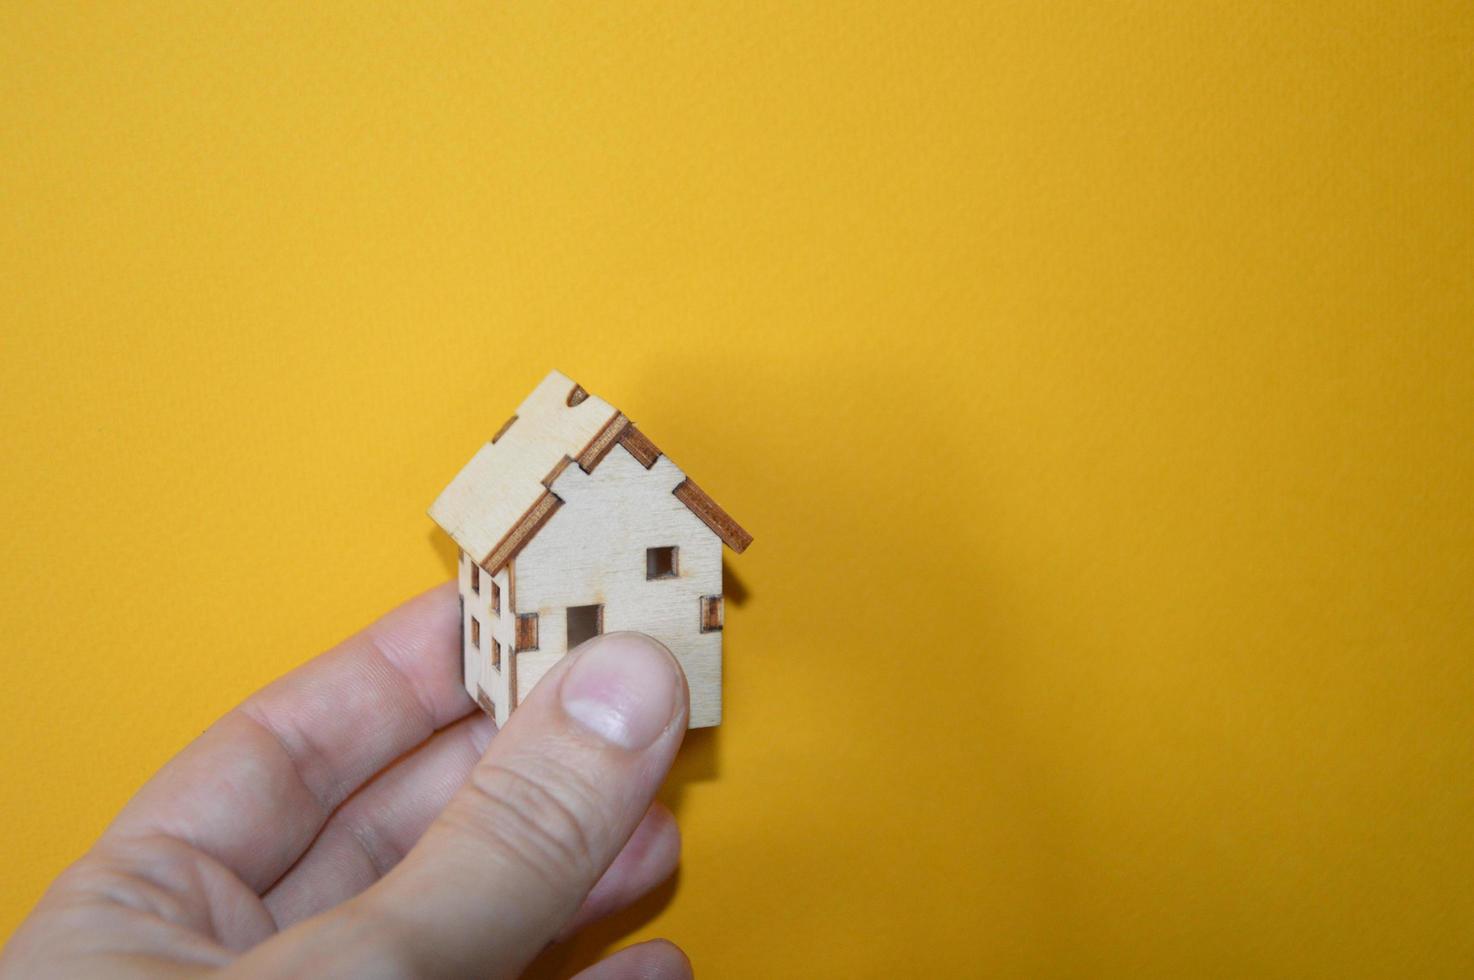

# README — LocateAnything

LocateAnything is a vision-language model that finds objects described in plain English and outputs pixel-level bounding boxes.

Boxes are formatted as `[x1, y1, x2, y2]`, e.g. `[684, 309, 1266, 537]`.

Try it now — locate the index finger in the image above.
[105, 582, 475, 892]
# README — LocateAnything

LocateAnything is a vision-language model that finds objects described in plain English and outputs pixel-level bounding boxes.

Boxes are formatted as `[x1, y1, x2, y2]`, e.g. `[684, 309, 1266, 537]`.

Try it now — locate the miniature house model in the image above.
[430, 371, 752, 729]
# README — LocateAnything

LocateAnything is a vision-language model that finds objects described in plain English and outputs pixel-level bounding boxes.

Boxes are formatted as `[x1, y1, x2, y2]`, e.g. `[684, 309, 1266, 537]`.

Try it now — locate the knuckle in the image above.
[63, 836, 212, 930]
[343, 817, 402, 881]
[451, 756, 605, 886]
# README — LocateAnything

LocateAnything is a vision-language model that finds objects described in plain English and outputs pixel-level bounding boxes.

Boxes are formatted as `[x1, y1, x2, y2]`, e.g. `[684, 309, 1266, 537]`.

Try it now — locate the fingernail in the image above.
[560, 633, 682, 750]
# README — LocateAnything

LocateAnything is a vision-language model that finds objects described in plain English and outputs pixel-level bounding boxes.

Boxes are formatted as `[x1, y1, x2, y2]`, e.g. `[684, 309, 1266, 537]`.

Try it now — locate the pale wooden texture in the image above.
[459, 552, 513, 722]
[513, 444, 724, 728]
[439, 370, 750, 729]
[430, 370, 618, 567]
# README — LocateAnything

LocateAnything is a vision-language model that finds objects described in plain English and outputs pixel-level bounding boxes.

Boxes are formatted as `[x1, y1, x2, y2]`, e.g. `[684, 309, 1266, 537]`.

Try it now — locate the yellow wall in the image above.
[2, 3, 1470, 975]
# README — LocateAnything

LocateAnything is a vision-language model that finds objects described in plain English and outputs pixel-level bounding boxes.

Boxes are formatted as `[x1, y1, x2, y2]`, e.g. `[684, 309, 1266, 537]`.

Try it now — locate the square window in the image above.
[471, 565, 481, 595]
[471, 617, 481, 649]
[490, 579, 501, 615]
[646, 546, 678, 580]
[567, 604, 603, 649]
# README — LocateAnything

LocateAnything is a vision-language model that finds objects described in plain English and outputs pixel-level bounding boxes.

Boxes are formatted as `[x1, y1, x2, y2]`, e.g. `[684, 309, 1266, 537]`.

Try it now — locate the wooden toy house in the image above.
[429, 371, 752, 729]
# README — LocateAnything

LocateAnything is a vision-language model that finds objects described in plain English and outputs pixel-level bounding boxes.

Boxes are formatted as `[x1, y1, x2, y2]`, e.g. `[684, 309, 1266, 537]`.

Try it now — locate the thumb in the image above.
[237, 631, 689, 979]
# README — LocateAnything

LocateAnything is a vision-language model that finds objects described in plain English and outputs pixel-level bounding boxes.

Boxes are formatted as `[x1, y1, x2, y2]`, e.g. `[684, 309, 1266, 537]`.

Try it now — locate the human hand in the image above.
[1, 584, 692, 979]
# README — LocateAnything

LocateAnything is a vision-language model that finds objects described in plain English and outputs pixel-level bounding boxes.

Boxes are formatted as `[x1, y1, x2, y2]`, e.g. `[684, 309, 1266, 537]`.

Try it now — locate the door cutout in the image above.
[567, 604, 603, 649]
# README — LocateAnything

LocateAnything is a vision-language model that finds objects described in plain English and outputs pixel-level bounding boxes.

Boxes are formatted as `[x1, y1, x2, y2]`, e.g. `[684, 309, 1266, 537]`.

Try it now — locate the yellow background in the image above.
[3, 2, 1471, 976]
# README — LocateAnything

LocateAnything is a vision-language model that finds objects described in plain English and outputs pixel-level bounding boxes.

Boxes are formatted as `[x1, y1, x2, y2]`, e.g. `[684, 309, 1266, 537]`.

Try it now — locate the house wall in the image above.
[511, 444, 724, 728]
[458, 549, 512, 724]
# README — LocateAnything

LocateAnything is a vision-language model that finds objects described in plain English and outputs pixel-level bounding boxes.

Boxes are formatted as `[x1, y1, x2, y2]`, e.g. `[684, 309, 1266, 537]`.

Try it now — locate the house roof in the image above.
[429, 370, 752, 573]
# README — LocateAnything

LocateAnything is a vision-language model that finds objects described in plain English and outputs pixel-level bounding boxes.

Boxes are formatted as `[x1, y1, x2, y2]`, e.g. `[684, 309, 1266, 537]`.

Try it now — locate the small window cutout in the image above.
[471, 617, 481, 649]
[458, 596, 466, 655]
[700, 595, 723, 633]
[471, 565, 481, 595]
[515, 612, 540, 651]
[646, 546, 678, 580]
[567, 604, 603, 649]
[492, 638, 502, 670]
[490, 579, 501, 615]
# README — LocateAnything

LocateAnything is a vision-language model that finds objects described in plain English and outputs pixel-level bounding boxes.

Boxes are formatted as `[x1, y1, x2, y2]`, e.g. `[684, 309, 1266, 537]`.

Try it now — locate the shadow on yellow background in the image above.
[2, 2, 1471, 976]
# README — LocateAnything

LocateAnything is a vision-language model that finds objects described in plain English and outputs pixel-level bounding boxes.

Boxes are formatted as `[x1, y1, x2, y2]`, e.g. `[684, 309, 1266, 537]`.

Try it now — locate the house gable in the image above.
[518, 444, 722, 626]
[430, 371, 752, 574]
[512, 442, 725, 726]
